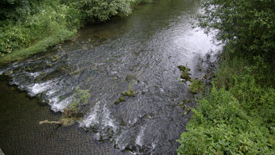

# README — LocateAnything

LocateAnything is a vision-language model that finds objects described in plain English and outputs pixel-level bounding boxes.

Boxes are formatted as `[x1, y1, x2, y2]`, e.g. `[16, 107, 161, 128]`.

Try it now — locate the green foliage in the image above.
[177, 56, 275, 154]
[178, 65, 191, 81]
[198, 0, 275, 63]
[1, 0, 150, 65]
[121, 89, 135, 97]
[121, 80, 136, 97]
[0, 0, 35, 21]
[74, 0, 133, 22]
[178, 0, 275, 153]
[64, 86, 90, 117]
[177, 83, 275, 154]
[0, 0, 80, 61]
[189, 79, 204, 94]
[114, 97, 126, 104]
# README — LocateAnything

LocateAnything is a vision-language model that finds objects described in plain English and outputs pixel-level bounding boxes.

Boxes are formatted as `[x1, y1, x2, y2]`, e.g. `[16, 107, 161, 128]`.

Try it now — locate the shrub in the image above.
[72, 0, 133, 22]
[198, 0, 275, 63]
[0, 0, 153, 64]
[0, 0, 80, 57]
[189, 79, 204, 94]
[177, 86, 275, 154]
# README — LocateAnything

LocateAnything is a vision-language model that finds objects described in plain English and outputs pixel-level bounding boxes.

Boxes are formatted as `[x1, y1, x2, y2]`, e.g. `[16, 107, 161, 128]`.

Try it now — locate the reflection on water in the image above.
[0, 0, 220, 154]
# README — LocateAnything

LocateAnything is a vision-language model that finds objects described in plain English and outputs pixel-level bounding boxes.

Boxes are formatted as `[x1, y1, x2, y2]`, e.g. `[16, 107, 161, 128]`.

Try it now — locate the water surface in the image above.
[0, 0, 220, 154]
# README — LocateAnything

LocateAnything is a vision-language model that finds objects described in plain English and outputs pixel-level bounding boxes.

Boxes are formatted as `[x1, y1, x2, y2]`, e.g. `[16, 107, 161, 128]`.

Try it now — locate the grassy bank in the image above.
[177, 0, 275, 154]
[0, 0, 153, 65]
[177, 53, 275, 154]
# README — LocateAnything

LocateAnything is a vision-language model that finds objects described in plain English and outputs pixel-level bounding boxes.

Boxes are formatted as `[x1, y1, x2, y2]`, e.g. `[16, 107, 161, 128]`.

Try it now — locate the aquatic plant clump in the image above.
[114, 97, 126, 105]
[114, 80, 136, 104]
[189, 79, 204, 94]
[40, 86, 90, 126]
[121, 79, 136, 97]
[64, 86, 90, 118]
[178, 65, 191, 81]
[121, 89, 135, 97]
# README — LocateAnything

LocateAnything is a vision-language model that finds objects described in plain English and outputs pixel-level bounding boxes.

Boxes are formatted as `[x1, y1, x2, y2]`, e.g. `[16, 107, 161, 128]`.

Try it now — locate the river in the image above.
[0, 0, 220, 154]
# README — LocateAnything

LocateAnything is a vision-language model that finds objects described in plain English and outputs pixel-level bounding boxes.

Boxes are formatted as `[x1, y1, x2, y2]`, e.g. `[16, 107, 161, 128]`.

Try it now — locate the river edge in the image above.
[0, 1, 155, 66]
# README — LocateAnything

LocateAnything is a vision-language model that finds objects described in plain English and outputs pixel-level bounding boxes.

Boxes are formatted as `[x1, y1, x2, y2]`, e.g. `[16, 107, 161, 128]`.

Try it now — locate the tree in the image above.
[0, 0, 33, 21]
[198, 0, 275, 63]
[73, 0, 133, 22]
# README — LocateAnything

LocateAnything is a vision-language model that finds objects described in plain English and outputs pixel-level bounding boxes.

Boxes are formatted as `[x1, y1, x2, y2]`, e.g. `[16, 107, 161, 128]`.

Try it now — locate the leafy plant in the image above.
[177, 85, 275, 154]
[0, 0, 154, 65]
[72, 0, 133, 22]
[0, 0, 79, 60]
[197, 0, 275, 63]
[178, 0, 275, 152]
[189, 79, 204, 94]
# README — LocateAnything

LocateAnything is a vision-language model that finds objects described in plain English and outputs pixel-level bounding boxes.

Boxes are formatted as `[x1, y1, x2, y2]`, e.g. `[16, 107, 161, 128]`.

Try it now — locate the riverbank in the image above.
[177, 0, 275, 153]
[177, 51, 275, 154]
[0, 0, 153, 66]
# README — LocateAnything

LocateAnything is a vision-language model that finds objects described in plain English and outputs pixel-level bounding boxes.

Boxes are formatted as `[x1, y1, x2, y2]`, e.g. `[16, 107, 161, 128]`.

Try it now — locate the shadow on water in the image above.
[0, 0, 221, 154]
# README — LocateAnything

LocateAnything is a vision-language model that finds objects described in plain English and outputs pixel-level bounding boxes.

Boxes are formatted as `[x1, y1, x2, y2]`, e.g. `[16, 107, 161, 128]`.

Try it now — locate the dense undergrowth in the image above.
[177, 0, 275, 154]
[0, 0, 153, 65]
[177, 54, 275, 154]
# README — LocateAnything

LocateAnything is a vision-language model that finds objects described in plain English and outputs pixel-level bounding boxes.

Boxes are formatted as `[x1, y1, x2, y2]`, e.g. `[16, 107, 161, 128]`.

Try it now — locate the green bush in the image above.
[73, 0, 133, 22]
[198, 0, 275, 63]
[177, 54, 275, 154]
[179, 1, 275, 152]
[189, 79, 204, 94]
[0, 0, 80, 57]
[177, 85, 275, 154]
[0, 0, 34, 21]
[0, 0, 153, 64]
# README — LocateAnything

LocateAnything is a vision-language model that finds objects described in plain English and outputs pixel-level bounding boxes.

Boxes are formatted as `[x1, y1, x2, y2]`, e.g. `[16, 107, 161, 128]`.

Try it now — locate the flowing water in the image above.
[0, 0, 220, 154]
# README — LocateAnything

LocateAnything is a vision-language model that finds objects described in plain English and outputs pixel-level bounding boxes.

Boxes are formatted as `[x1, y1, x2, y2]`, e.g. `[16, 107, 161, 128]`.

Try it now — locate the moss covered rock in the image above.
[178, 65, 191, 81]
[121, 89, 135, 97]
[114, 97, 126, 104]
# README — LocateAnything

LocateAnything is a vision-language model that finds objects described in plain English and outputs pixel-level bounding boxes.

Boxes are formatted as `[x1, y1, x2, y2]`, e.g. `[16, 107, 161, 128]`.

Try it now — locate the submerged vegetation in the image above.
[114, 80, 136, 104]
[64, 86, 90, 118]
[40, 86, 90, 126]
[177, 0, 275, 154]
[0, 0, 154, 65]
[177, 65, 204, 94]
[189, 78, 204, 94]
[178, 65, 191, 81]
[114, 97, 126, 105]
[122, 79, 136, 97]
